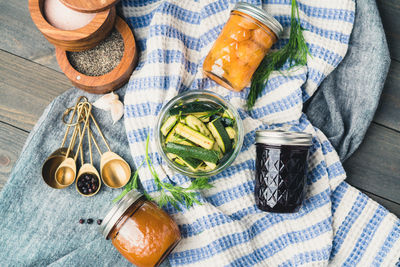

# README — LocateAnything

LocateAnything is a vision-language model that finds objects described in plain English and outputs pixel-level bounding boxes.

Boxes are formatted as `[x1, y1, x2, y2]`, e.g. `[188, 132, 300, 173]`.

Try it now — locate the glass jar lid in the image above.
[232, 2, 283, 39]
[100, 190, 143, 239]
[256, 130, 312, 146]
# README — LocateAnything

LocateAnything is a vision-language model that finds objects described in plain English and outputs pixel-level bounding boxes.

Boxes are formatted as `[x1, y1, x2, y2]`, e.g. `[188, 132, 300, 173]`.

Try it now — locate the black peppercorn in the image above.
[77, 173, 99, 195]
[87, 218, 93, 224]
[97, 219, 102, 225]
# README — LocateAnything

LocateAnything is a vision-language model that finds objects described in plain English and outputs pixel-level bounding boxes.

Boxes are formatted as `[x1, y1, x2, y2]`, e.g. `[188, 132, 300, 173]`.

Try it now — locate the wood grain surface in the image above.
[344, 123, 400, 204]
[0, 50, 70, 131]
[377, 0, 400, 62]
[0, 0, 59, 71]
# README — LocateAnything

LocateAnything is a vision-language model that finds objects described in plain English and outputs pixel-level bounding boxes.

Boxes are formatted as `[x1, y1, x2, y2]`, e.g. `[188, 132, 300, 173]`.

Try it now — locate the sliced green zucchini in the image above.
[167, 153, 178, 161]
[161, 115, 178, 136]
[220, 117, 234, 127]
[198, 117, 210, 123]
[174, 157, 186, 166]
[165, 143, 219, 163]
[185, 115, 213, 138]
[167, 135, 193, 146]
[204, 161, 217, 170]
[191, 112, 211, 123]
[165, 124, 192, 146]
[225, 127, 236, 139]
[207, 118, 232, 153]
[165, 124, 178, 142]
[169, 101, 219, 115]
[222, 110, 234, 119]
[212, 142, 223, 159]
[175, 123, 214, 150]
[175, 156, 202, 171]
[196, 163, 216, 172]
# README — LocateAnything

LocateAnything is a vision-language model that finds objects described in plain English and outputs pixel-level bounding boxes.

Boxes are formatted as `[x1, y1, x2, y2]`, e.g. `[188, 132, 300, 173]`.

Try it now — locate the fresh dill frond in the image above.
[113, 133, 213, 209]
[144, 134, 212, 210]
[247, 0, 310, 109]
[198, 107, 224, 119]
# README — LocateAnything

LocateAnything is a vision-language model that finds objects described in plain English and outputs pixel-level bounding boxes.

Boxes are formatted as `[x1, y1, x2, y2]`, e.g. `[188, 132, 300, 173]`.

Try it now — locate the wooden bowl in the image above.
[60, 0, 120, 13]
[55, 16, 138, 94]
[28, 0, 116, 51]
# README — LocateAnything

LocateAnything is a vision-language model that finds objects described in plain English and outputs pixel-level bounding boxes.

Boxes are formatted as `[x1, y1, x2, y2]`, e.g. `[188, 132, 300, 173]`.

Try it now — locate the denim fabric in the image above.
[0, 0, 390, 265]
[304, 0, 390, 161]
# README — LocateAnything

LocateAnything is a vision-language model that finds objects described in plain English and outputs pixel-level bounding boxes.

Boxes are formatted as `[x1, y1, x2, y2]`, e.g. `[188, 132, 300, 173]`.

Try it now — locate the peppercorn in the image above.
[77, 173, 99, 195]
[97, 219, 102, 225]
[79, 219, 85, 224]
[87, 218, 93, 224]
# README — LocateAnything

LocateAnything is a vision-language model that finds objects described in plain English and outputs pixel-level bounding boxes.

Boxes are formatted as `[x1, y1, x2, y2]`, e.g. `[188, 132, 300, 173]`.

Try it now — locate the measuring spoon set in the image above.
[42, 96, 131, 196]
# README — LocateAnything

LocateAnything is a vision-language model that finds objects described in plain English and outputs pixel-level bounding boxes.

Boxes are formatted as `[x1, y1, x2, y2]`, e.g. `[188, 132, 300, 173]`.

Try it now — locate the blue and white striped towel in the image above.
[121, 0, 400, 265]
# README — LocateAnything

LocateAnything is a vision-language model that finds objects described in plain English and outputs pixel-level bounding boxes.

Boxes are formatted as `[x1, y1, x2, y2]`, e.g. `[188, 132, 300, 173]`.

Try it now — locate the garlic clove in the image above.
[110, 99, 124, 124]
[93, 92, 119, 111]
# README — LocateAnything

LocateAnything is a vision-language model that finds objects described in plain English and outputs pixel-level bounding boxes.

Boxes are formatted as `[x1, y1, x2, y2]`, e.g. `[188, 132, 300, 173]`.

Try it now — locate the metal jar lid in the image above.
[232, 2, 283, 39]
[256, 130, 313, 146]
[100, 190, 143, 239]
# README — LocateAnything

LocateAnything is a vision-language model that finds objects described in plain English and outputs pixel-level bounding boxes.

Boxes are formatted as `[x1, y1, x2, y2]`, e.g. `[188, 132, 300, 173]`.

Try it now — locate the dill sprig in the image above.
[113, 133, 213, 210]
[144, 134, 212, 210]
[198, 107, 224, 119]
[247, 0, 309, 109]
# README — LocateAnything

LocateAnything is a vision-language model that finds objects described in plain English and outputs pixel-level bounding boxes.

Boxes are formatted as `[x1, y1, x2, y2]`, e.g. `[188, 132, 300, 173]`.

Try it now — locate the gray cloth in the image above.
[304, 0, 390, 161]
[0, 0, 389, 265]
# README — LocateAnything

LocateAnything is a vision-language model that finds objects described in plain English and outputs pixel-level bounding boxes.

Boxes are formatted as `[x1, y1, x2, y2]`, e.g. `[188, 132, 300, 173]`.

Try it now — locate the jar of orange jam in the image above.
[100, 191, 181, 267]
[203, 2, 283, 92]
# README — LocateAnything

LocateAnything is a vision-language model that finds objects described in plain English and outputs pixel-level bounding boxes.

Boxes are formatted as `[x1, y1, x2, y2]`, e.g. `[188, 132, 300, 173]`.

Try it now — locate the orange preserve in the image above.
[203, 2, 283, 92]
[101, 191, 181, 267]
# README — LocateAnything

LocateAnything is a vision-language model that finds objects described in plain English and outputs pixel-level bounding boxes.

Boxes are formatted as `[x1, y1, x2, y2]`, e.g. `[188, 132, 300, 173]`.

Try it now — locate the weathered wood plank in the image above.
[344, 123, 400, 204]
[0, 0, 60, 71]
[373, 60, 400, 132]
[376, 0, 400, 62]
[0, 50, 71, 132]
[0, 122, 28, 190]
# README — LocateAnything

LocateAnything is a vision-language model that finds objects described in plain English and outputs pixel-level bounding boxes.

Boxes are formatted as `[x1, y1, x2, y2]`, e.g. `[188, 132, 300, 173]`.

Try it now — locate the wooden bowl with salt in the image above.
[28, 0, 116, 51]
[55, 17, 138, 94]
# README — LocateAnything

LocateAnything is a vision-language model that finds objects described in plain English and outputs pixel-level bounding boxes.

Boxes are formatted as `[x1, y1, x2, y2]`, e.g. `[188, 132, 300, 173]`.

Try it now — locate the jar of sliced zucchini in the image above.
[156, 90, 243, 177]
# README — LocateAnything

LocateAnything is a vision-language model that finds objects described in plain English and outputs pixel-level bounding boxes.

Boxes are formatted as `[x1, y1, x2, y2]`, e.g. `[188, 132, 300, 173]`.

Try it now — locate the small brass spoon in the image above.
[41, 96, 87, 188]
[76, 124, 101, 197]
[55, 103, 92, 187]
[89, 118, 131, 189]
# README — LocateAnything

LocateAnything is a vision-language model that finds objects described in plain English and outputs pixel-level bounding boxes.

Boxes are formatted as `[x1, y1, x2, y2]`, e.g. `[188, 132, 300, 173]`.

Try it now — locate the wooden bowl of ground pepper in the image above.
[55, 16, 138, 94]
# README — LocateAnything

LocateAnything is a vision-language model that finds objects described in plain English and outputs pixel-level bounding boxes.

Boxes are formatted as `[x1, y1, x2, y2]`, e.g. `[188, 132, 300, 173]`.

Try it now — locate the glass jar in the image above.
[255, 130, 312, 213]
[100, 191, 181, 267]
[203, 2, 283, 92]
[155, 90, 244, 178]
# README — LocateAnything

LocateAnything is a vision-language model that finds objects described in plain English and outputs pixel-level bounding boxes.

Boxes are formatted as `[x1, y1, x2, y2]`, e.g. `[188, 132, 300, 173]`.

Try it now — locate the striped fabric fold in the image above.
[121, 0, 400, 265]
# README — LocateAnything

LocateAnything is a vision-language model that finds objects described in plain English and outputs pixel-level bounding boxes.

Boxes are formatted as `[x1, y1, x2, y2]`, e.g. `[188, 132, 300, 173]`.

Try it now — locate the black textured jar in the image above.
[255, 130, 312, 213]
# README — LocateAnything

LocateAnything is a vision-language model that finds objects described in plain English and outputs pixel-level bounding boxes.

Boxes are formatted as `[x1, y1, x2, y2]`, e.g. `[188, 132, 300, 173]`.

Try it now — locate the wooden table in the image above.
[1, 1, 399, 217]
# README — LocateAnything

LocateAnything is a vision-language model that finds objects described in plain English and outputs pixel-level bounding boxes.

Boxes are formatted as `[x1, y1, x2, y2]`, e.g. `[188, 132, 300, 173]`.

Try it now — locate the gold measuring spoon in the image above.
[55, 102, 92, 187]
[76, 124, 101, 197]
[41, 96, 87, 188]
[89, 117, 131, 189]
